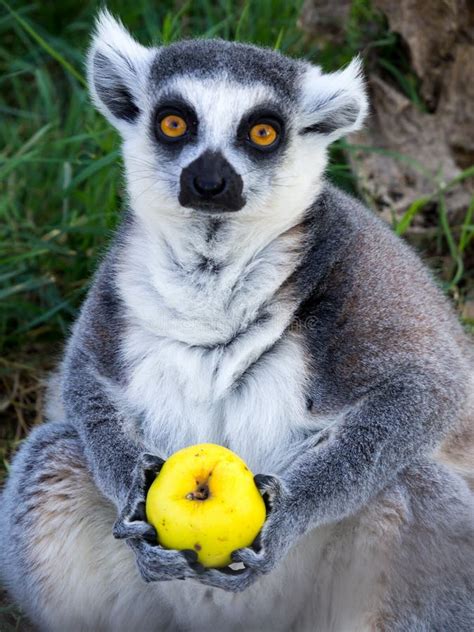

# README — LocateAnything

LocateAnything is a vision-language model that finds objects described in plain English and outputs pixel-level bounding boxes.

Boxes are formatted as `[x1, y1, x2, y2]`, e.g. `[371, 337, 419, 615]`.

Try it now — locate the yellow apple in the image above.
[145, 443, 266, 568]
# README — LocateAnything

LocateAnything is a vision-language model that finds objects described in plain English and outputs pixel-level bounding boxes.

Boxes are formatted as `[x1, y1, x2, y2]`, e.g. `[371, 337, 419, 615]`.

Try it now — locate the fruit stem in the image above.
[186, 483, 210, 501]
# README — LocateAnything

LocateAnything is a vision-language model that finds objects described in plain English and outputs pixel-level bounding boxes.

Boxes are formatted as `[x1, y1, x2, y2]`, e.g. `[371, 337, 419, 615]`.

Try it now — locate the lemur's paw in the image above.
[228, 473, 292, 575]
[129, 539, 206, 583]
[181, 473, 291, 591]
[114, 452, 165, 542]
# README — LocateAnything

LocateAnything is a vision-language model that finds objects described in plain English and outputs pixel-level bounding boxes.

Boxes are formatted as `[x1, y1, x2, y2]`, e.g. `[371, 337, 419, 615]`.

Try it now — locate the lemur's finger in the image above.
[142, 454, 165, 472]
[112, 519, 157, 541]
[254, 473, 280, 492]
[141, 455, 165, 495]
[129, 500, 146, 522]
[130, 540, 205, 582]
[230, 547, 260, 568]
[189, 562, 206, 575]
[254, 473, 284, 512]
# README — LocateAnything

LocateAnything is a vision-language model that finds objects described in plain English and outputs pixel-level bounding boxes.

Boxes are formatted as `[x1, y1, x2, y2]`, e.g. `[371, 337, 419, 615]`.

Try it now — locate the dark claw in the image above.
[217, 564, 247, 576]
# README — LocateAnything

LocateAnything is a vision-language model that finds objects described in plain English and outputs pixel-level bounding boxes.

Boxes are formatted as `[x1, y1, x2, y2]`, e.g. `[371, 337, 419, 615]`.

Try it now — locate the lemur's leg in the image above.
[294, 461, 474, 632]
[0, 422, 175, 632]
[2, 424, 472, 631]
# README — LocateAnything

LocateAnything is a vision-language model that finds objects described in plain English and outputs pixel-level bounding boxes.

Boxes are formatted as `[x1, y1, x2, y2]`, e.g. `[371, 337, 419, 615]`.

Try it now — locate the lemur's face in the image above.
[144, 77, 287, 215]
[89, 13, 367, 222]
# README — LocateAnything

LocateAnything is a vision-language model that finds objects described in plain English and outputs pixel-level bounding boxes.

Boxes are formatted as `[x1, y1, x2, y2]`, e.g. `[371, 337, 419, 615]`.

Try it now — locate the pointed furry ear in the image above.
[299, 57, 368, 140]
[87, 10, 153, 130]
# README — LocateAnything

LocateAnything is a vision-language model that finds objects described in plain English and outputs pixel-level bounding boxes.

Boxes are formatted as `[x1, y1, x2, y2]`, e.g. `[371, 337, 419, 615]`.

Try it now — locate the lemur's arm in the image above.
[195, 223, 470, 592]
[62, 264, 206, 580]
[284, 365, 456, 527]
[62, 345, 140, 507]
[61, 259, 141, 508]
[196, 356, 467, 592]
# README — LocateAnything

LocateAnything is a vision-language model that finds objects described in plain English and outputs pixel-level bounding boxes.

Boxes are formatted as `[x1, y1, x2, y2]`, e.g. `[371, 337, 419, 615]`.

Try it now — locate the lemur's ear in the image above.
[299, 57, 368, 140]
[87, 10, 153, 131]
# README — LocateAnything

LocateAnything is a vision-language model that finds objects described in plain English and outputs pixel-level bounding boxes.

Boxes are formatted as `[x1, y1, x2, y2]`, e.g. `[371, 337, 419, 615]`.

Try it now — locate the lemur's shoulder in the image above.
[300, 183, 469, 363]
[65, 227, 130, 379]
[309, 182, 456, 310]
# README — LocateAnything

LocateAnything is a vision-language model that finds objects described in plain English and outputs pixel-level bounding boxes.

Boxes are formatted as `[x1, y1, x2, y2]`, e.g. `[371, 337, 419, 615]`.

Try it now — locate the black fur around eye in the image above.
[153, 102, 198, 145]
[237, 110, 285, 154]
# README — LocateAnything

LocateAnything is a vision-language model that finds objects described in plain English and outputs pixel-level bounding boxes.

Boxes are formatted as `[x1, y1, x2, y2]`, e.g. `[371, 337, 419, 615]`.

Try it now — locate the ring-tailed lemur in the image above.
[1, 11, 473, 632]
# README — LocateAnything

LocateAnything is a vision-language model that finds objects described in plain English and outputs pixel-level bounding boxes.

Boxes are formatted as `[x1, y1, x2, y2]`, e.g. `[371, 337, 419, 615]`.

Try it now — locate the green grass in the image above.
[0, 0, 473, 455]
[0, 0, 312, 354]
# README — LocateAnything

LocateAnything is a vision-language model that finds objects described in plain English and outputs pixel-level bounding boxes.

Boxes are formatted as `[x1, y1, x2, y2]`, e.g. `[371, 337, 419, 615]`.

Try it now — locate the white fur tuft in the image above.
[300, 56, 368, 140]
[87, 10, 155, 133]
[93, 9, 139, 56]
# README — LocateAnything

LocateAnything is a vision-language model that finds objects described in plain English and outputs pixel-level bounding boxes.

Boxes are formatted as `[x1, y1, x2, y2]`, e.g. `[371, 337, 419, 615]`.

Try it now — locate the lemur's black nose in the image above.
[179, 150, 245, 212]
[192, 175, 226, 197]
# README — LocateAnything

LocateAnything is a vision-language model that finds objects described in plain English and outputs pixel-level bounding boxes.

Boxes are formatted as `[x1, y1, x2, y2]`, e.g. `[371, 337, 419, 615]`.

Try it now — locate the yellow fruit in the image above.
[146, 443, 266, 568]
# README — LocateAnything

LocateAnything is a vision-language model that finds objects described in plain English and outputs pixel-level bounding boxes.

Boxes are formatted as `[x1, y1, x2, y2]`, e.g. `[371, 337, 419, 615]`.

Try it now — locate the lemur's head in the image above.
[88, 11, 367, 224]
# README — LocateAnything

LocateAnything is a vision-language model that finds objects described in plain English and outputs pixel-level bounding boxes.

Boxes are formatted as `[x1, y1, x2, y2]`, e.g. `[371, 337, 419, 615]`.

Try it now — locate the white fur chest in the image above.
[122, 327, 310, 473]
[117, 217, 314, 473]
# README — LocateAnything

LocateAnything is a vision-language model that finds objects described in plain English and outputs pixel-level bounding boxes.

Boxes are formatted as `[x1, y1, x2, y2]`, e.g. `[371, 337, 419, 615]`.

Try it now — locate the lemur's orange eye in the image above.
[160, 114, 187, 138]
[249, 123, 278, 146]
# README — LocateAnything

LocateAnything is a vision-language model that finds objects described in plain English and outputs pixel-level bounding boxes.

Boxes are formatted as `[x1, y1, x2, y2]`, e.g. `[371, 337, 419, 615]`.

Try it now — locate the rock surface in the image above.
[299, 0, 474, 227]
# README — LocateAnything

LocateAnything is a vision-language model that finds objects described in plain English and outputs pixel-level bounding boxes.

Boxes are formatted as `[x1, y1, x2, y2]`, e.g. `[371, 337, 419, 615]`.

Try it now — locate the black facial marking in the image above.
[150, 96, 199, 151]
[93, 52, 139, 122]
[236, 105, 288, 161]
[300, 104, 360, 136]
[179, 150, 245, 213]
[300, 121, 337, 135]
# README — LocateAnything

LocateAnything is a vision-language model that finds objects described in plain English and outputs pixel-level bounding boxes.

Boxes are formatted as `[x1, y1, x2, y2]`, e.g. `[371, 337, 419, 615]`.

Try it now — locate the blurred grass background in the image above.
[1, 0, 473, 487]
[0, 0, 472, 627]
